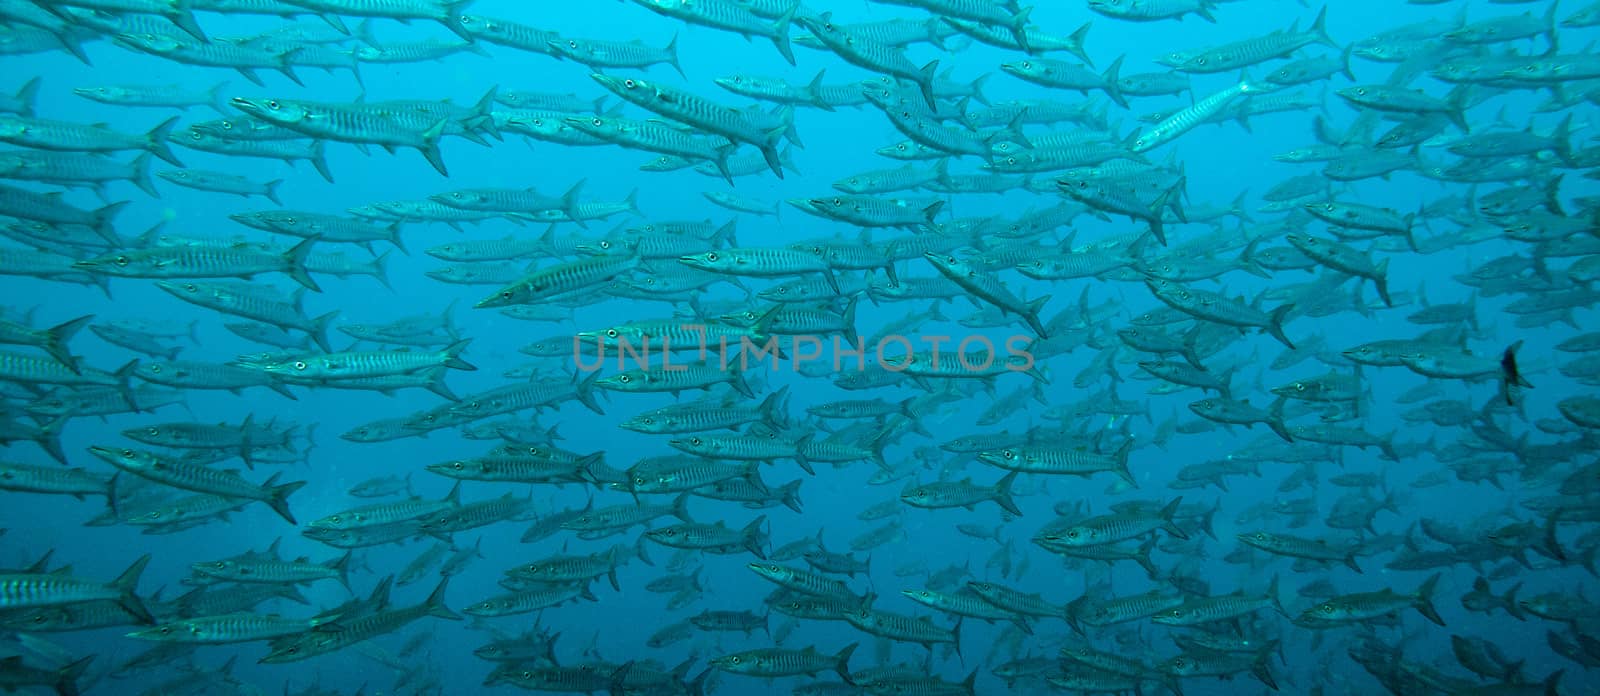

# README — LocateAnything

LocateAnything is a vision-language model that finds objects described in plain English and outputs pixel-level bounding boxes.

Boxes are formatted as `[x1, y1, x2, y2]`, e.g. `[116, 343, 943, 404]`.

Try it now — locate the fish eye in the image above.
[690, 437, 701, 446]
[293, 361, 306, 370]
[592, 118, 602, 126]
[268, 100, 280, 109]
[619, 375, 630, 383]
[705, 253, 718, 261]
[624, 79, 636, 88]
[730, 657, 741, 664]
[1255, 533, 1266, 540]
[114, 256, 129, 266]
[1356, 88, 1366, 96]
[121, 449, 134, 458]
[500, 291, 512, 300]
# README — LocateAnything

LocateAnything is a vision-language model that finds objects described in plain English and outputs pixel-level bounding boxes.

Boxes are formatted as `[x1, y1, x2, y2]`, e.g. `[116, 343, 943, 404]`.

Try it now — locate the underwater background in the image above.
[1, 0, 1597, 694]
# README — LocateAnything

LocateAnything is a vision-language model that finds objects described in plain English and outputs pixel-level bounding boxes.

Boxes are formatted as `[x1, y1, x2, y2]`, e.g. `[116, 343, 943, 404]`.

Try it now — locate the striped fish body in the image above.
[129, 613, 323, 643]
[264, 339, 473, 380]
[1132, 79, 1255, 152]
[0, 350, 123, 387]
[463, 583, 593, 617]
[967, 581, 1065, 619]
[628, 459, 754, 493]
[711, 644, 855, 678]
[261, 579, 458, 663]
[420, 493, 532, 533]
[1075, 590, 1186, 627]
[597, 360, 748, 396]
[477, 254, 639, 307]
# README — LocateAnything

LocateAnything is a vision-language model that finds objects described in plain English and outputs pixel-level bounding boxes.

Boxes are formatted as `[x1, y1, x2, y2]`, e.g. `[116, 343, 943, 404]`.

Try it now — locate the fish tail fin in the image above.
[130, 152, 159, 198]
[112, 553, 154, 623]
[1064, 22, 1093, 66]
[263, 178, 285, 206]
[1159, 496, 1188, 539]
[1114, 438, 1137, 487]
[1006, 5, 1033, 53]
[309, 310, 339, 353]
[145, 116, 183, 166]
[1414, 572, 1445, 626]
[54, 656, 94, 696]
[993, 471, 1022, 517]
[14, 76, 40, 117]
[771, 5, 797, 65]
[663, 32, 684, 78]
[916, 59, 941, 109]
[780, 480, 803, 513]
[265, 476, 307, 525]
[576, 370, 604, 415]
[835, 642, 858, 683]
[281, 236, 321, 293]
[741, 515, 769, 559]
[308, 139, 334, 183]
[441, 339, 476, 371]
[90, 201, 129, 245]
[417, 118, 451, 176]
[1309, 5, 1335, 48]
[43, 314, 93, 371]
[1101, 55, 1128, 109]
[426, 577, 462, 619]
[1266, 304, 1296, 350]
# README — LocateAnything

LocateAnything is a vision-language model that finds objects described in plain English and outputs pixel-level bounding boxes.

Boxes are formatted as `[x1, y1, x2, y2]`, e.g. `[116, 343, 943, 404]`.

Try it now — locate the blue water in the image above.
[3, 0, 1597, 693]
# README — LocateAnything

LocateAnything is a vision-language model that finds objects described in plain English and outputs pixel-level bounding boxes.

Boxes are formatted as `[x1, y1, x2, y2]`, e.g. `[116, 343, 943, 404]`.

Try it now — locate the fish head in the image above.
[114, 32, 185, 54]
[87, 444, 154, 470]
[73, 86, 122, 100]
[677, 250, 725, 270]
[126, 623, 196, 641]
[590, 73, 652, 101]
[229, 97, 310, 125]
[1000, 60, 1045, 78]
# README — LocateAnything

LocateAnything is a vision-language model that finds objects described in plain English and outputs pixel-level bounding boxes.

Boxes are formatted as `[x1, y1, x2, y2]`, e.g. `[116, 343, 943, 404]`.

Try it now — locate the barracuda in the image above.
[564, 115, 734, 182]
[1133, 75, 1260, 153]
[592, 74, 792, 179]
[75, 237, 322, 291]
[230, 97, 452, 176]
[0, 554, 153, 623]
[260, 578, 459, 663]
[621, 388, 787, 434]
[476, 253, 640, 308]
[88, 446, 307, 524]
[636, 0, 795, 60]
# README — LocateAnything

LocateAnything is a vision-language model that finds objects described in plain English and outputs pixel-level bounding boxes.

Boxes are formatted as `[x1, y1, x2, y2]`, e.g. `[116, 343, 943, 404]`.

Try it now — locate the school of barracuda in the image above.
[0, 0, 1598, 693]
